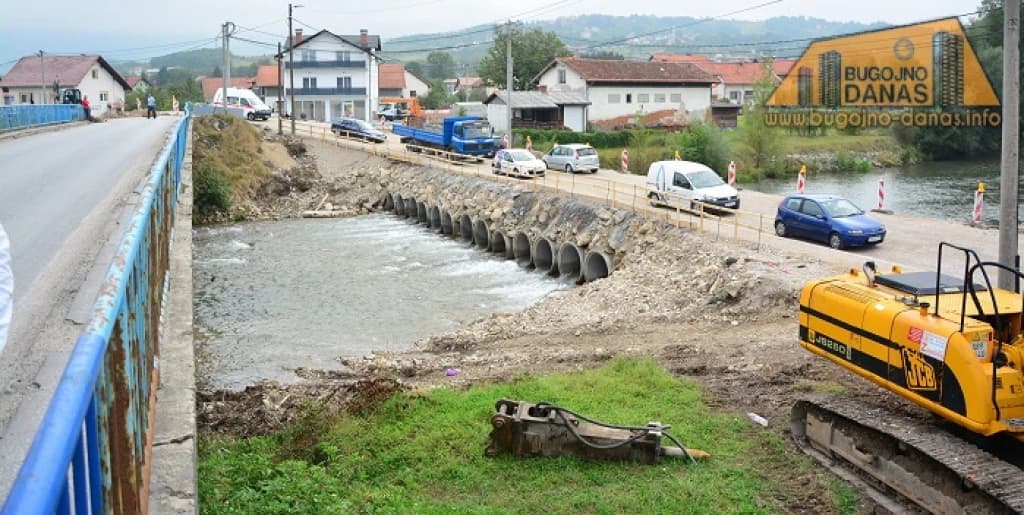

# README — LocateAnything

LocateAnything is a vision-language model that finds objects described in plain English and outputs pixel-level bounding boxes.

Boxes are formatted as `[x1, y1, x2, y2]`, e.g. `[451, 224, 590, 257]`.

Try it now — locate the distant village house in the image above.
[0, 55, 130, 115]
[378, 63, 430, 98]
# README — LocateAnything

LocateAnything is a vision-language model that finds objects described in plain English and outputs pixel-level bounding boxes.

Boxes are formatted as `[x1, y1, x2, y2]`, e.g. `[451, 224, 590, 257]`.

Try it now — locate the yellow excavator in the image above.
[793, 242, 1024, 513]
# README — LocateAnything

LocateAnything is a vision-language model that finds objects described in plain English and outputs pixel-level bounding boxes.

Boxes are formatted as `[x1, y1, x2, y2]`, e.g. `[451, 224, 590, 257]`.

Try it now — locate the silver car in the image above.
[542, 144, 600, 174]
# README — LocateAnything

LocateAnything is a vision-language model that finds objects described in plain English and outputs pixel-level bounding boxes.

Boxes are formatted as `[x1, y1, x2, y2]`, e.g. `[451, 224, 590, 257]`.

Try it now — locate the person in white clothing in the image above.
[0, 223, 12, 353]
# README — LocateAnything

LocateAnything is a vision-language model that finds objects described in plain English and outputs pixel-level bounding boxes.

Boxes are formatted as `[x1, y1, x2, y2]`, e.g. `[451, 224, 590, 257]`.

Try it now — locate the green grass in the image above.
[199, 358, 817, 514]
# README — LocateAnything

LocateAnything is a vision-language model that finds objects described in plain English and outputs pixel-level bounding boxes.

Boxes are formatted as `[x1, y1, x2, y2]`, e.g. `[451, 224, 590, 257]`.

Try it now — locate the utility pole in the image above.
[288, 3, 301, 135]
[38, 51, 45, 104]
[277, 42, 283, 135]
[221, 23, 229, 113]
[505, 21, 513, 144]
[998, 0, 1021, 290]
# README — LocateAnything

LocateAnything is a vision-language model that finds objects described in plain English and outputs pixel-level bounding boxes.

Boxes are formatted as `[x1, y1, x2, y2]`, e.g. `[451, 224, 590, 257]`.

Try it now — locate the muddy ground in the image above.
[196, 132, 937, 513]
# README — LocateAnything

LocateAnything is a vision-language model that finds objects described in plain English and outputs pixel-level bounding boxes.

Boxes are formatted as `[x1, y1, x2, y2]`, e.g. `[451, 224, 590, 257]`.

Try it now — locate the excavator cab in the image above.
[60, 88, 82, 105]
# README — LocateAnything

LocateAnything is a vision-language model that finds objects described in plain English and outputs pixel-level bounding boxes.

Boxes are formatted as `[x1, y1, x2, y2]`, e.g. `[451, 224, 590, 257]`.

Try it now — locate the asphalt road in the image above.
[0, 116, 178, 496]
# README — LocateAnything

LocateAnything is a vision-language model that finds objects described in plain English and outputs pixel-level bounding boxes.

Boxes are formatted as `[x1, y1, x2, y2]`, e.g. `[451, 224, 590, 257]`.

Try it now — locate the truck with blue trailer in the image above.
[391, 116, 498, 159]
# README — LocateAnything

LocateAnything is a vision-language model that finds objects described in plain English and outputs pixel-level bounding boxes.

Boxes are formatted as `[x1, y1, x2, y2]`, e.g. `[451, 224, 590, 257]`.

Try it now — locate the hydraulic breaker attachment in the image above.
[484, 399, 709, 464]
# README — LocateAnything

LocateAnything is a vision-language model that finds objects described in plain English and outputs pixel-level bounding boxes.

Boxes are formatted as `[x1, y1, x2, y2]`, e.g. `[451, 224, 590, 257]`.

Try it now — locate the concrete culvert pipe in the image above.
[459, 214, 474, 242]
[417, 202, 428, 224]
[441, 211, 454, 235]
[533, 238, 557, 275]
[584, 251, 613, 282]
[474, 220, 490, 249]
[558, 243, 584, 283]
[383, 193, 395, 211]
[489, 231, 508, 255]
[428, 205, 441, 230]
[404, 198, 417, 218]
[513, 232, 532, 267]
[393, 195, 404, 216]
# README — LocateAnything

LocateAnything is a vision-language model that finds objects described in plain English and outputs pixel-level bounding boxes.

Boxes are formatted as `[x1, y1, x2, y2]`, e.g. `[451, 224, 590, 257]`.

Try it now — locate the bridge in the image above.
[0, 108, 194, 514]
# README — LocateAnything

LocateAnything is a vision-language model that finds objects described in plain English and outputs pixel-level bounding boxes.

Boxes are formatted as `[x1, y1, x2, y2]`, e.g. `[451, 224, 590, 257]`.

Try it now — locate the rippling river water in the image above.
[194, 215, 568, 391]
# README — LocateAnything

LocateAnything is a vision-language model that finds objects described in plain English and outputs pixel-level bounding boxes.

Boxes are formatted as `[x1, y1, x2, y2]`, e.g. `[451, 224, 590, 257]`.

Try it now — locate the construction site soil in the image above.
[196, 131, 977, 513]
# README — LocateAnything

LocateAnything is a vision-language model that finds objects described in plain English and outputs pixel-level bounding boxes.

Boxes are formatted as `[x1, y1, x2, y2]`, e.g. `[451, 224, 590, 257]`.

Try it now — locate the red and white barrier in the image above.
[621, 149, 629, 173]
[877, 179, 885, 210]
[727, 161, 736, 187]
[797, 165, 807, 193]
[525, 135, 532, 152]
[502, 133, 510, 149]
[972, 182, 985, 225]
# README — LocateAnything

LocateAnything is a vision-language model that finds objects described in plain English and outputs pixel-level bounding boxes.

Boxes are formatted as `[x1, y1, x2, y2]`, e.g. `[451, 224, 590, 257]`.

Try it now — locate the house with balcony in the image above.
[284, 28, 380, 122]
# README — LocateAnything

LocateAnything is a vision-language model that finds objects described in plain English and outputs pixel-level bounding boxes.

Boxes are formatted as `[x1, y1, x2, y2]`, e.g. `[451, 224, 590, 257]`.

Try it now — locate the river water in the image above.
[194, 215, 568, 391]
[752, 160, 1021, 227]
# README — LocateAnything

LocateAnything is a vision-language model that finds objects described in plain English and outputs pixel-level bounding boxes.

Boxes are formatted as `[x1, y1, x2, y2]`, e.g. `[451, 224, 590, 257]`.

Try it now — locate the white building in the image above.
[532, 57, 714, 125]
[0, 55, 129, 115]
[284, 28, 380, 122]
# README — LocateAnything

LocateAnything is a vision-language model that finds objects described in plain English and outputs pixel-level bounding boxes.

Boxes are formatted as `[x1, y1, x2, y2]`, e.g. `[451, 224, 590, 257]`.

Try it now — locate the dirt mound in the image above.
[198, 376, 404, 437]
[591, 109, 690, 131]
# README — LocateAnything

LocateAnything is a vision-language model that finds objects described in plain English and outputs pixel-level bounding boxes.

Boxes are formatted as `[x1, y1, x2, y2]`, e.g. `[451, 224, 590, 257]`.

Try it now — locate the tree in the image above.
[579, 50, 625, 60]
[736, 60, 782, 172]
[212, 65, 222, 78]
[156, 66, 170, 87]
[477, 27, 572, 90]
[405, 60, 425, 78]
[425, 52, 456, 81]
[418, 79, 454, 109]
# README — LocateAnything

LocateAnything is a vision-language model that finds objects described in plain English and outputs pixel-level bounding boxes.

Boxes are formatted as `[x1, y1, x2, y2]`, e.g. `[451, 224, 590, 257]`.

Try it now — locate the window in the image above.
[99, 91, 109, 101]
[302, 77, 318, 89]
[729, 91, 740, 101]
[557, 69, 566, 84]
[91, 69, 98, 79]
[654, 93, 665, 103]
[672, 173, 691, 189]
[409, 90, 417, 97]
[625, 93, 632, 104]
[20, 94, 28, 103]
[637, 93, 650, 103]
[336, 51, 351, 62]
[800, 201, 824, 218]
[608, 93, 621, 104]
[785, 198, 802, 211]
[337, 76, 352, 89]
[301, 50, 315, 61]
[670, 93, 682, 103]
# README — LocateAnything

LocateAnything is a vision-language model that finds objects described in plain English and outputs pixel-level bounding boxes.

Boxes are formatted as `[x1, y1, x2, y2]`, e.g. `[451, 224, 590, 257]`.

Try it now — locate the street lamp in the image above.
[288, 3, 304, 135]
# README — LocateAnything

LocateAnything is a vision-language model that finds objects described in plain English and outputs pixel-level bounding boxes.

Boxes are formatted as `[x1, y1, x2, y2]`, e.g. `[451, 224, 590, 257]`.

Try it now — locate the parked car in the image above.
[331, 117, 386, 143]
[493, 149, 545, 177]
[542, 144, 599, 173]
[775, 194, 886, 249]
[646, 161, 739, 210]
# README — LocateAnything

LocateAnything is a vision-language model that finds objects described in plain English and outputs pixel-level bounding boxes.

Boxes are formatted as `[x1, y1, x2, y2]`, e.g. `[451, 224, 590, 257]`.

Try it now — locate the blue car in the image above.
[775, 194, 886, 249]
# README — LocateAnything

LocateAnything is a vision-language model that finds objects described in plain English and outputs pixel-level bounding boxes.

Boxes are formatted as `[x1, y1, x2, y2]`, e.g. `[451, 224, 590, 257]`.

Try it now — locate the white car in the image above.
[493, 149, 546, 177]
[542, 143, 600, 173]
[646, 160, 740, 210]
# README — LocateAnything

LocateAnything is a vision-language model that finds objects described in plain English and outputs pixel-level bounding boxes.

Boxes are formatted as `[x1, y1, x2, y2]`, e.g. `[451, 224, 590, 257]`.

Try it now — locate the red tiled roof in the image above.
[0, 54, 130, 89]
[378, 63, 406, 90]
[200, 77, 255, 101]
[456, 76, 484, 89]
[124, 76, 146, 88]
[649, 53, 711, 63]
[554, 57, 714, 84]
[255, 65, 280, 87]
[772, 59, 796, 76]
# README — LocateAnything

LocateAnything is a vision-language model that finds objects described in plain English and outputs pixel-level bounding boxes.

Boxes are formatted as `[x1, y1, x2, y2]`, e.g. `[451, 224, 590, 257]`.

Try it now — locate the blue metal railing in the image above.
[1, 107, 191, 514]
[0, 104, 85, 132]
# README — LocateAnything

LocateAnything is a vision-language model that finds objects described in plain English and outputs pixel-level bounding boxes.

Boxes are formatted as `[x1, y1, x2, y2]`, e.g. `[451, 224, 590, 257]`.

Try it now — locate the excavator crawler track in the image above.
[792, 397, 1024, 514]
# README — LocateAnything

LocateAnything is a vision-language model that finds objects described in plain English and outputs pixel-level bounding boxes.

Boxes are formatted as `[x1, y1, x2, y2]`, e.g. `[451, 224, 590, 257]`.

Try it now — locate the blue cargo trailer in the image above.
[392, 116, 497, 158]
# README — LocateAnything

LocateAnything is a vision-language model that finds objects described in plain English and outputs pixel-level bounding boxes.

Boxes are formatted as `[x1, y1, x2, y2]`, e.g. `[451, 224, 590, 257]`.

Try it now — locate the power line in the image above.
[384, 0, 573, 46]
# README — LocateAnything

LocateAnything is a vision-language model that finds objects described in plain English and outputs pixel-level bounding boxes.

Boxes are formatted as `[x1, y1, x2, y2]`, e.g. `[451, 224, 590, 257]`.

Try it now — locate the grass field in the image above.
[199, 358, 854, 514]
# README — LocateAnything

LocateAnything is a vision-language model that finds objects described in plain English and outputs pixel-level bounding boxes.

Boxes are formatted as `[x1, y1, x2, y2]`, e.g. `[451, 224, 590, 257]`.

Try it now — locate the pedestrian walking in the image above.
[147, 94, 157, 119]
[0, 223, 13, 354]
[81, 95, 93, 122]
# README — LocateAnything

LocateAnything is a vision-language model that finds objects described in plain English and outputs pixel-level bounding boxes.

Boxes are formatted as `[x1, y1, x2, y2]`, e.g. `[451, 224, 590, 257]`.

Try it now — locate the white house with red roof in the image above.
[650, 55, 796, 106]
[0, 55, 130, 115]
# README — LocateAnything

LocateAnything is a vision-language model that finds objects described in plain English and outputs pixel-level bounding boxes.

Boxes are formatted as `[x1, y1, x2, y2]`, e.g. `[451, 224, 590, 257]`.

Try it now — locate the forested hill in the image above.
[383, 15, 889, 63]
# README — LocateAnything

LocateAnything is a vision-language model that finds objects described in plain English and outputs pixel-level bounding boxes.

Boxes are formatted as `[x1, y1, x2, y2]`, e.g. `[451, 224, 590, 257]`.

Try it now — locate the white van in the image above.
[211, 87, 272, 121]
[646, 161, 740, 209]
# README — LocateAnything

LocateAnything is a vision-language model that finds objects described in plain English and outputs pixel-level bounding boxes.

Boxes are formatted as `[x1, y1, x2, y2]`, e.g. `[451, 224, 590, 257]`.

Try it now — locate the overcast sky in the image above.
[1, 0, 984, 66]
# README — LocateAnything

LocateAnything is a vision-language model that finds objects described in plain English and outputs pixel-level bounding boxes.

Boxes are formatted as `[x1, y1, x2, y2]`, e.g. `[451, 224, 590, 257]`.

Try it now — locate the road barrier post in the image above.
[972, 182, 985, 225]
[728, 161, 736, 187]
[877, 179, 885, 210]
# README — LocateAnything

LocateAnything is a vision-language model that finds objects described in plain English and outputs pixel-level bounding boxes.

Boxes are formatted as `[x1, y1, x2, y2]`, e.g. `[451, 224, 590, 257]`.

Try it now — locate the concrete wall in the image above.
[588, 85, 710, 121]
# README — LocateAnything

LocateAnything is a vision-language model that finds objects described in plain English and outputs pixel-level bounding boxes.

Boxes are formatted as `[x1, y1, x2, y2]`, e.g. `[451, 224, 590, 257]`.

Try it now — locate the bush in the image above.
[193, 163, 232, 217]
[513, 128, 632, 150]
[673, 122, 730, 175]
